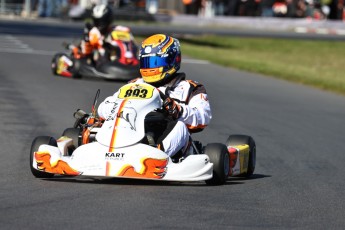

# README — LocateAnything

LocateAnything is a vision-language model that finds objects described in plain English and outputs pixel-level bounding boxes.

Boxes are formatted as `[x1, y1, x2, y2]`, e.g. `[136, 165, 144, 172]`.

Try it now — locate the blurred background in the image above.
[0, 0, 344, 21]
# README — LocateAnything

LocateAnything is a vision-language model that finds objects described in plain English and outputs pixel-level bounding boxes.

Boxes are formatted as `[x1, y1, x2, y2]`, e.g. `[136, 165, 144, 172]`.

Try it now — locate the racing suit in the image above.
[97, 73, 212, 157]
[73, 24, 138, 65]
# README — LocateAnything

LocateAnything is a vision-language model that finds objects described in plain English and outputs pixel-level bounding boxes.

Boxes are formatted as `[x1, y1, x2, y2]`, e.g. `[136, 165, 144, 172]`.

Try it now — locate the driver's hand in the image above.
[163, 97, 183, 120]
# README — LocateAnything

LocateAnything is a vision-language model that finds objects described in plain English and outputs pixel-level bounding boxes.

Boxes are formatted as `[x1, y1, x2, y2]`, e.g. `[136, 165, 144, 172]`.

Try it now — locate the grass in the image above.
[179, 36, 345, 95]
[137, 35, 345, 95]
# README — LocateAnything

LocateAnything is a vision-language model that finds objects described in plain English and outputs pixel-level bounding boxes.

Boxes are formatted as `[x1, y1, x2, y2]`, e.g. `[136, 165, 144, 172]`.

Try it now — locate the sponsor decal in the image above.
[141, 53, 155, 57]
[106, 105, 137, 131]
[144, 46, 152, 53]
[105, 152, 125, 160]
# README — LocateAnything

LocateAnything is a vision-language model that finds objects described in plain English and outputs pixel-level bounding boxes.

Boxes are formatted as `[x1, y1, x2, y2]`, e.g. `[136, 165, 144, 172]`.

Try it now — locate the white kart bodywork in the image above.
[32, 83, 213, 182]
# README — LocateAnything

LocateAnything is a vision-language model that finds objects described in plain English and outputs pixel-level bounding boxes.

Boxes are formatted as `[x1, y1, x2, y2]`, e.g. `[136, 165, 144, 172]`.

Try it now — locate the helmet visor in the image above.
[140, 56, 171, 69]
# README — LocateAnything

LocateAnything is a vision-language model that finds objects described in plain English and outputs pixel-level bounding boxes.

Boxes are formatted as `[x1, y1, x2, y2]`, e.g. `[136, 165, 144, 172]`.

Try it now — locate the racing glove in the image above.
[163, 97, 183, 120]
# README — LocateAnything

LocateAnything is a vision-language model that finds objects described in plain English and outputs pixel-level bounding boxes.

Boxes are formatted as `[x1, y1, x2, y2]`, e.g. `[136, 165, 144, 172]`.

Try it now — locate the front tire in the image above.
[205, 143, 230, 185]
[30, 136, 57, 178]
[226, 135, 256, 177]
[51, 53, 81, 79]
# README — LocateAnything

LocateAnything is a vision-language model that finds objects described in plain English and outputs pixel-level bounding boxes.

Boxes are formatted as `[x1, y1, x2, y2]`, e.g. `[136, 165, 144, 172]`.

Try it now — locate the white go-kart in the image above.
[30, 83, 256, 185]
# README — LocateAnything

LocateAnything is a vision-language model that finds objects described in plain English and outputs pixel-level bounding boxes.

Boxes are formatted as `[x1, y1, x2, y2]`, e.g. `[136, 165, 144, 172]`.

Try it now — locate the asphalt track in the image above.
[0, 20, 345, 229]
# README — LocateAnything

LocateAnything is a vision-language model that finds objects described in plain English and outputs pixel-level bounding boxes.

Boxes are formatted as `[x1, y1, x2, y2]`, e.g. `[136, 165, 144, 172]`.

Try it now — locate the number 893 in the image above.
[124, 89, 148, 98]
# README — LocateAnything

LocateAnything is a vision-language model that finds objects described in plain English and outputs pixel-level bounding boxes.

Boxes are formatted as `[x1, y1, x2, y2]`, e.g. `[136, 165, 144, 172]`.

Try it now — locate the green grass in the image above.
[177, 35, 345, 95]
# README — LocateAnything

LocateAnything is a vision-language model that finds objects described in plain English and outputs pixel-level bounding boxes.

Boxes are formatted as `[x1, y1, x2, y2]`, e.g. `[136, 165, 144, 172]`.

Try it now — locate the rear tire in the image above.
[70, 59, 82, 79]
[205, 143, 230, 185]
[30, 136, 57, 178]
[51, 53, 68, 75]
[226, 135, 256, 177]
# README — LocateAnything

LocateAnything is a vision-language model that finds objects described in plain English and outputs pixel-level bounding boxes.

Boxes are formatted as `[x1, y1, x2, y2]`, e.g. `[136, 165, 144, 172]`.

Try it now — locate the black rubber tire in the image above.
[70, 59, 82, 79]
[62, 128, 81, 148]
[205, 143, 230, 185]
[30, 136, 57, 178]
[226, 135, 256, 177]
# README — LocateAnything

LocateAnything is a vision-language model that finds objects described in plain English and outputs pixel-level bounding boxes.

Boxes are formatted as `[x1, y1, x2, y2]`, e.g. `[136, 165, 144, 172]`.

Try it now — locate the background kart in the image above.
[30, 83, 256, 185]
[51, 54, 141, 81]
[51, 27, 141, 81]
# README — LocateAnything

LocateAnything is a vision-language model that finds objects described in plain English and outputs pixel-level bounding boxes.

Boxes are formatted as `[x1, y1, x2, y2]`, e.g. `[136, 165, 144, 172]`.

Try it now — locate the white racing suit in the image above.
[97, 73, 212, 157]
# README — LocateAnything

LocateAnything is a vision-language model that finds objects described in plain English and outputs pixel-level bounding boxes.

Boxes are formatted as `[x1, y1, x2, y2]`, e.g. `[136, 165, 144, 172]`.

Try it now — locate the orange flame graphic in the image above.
[116, 158, 168, 179]
[34, 151, 80, 176]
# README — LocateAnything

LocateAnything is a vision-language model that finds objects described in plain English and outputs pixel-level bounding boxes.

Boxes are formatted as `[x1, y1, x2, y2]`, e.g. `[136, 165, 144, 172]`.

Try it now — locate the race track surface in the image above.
[0, 21, 345, 229]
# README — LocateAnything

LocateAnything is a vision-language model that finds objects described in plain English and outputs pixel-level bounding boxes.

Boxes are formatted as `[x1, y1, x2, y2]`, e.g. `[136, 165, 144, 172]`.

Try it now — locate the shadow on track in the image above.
[39, 173, 271, 187]
[224, 173, 271, 185]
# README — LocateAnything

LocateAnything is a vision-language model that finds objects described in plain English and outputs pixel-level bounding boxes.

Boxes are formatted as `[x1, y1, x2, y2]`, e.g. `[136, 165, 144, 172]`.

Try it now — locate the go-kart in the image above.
[30, 83, 256, 185]
[51, 28, 141, 81]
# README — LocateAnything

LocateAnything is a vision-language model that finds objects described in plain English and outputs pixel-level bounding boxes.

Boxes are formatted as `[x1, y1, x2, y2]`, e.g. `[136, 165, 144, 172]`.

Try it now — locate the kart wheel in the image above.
[62, 128, 81, 148]
[226, 135, 256, 177]
[51, 53, 81, 79]
[205, 143, 230, 185]
[70, 59, 82, 79]
[30, 136, 57, 178]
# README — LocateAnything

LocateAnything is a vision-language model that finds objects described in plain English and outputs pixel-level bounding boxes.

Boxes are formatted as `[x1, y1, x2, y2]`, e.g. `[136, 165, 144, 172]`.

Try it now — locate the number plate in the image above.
[118, 84, 155, 99]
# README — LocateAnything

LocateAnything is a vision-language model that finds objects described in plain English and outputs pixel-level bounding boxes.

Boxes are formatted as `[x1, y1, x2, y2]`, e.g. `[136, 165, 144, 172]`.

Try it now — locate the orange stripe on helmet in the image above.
[160, 37, 174, 53]
[141, 34, 167, 48]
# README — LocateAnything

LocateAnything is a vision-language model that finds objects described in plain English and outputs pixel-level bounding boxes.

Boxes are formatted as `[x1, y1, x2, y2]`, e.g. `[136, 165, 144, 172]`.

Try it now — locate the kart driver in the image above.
[71, 4, 137, 65]
[97, 34, 212, 158]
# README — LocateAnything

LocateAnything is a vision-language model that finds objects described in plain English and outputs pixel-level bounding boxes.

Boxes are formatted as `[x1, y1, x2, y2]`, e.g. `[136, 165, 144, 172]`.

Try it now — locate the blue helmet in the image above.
[139, 34, 181, 86]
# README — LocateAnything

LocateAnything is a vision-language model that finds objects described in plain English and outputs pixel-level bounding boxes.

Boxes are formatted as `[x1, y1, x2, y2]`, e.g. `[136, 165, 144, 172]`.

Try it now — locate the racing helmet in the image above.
[91, 4, 113, 34]
[139, 34, 181, 86]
